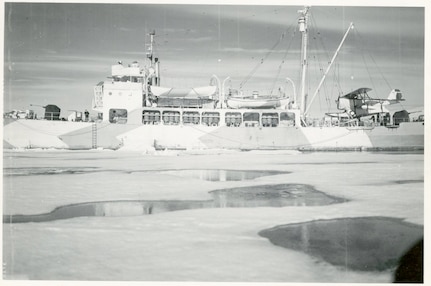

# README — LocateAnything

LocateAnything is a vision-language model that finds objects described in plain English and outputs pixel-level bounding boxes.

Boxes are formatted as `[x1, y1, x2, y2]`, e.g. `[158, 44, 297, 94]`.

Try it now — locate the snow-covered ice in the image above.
[2, 149, 424, 282]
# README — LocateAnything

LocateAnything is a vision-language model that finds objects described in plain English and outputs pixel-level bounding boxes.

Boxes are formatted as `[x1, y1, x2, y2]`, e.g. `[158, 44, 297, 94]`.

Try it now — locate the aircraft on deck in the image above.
[326, 87, 408, 119]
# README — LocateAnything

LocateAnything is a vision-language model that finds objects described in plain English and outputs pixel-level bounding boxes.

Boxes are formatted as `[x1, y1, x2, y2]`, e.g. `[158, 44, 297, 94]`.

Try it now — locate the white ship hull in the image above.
[4, 111, 424, 151]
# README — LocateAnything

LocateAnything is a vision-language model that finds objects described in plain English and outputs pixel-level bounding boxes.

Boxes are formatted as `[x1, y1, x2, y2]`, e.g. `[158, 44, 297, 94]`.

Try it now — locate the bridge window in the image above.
[202, 112, 220, 126]
[162, 111, 180, 125]
[280, 112, 295, 126]
[243, 112, 260, 127]
[262, 113, 279, 127]
[225, 112, 242, 127]
[109, 109, 127, 124]
[183, 111, 200, 125]
[142, 110, 161, 125]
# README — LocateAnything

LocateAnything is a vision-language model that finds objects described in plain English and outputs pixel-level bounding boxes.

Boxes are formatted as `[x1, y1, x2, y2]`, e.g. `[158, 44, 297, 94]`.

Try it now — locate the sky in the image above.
[2, 1, 427, 117]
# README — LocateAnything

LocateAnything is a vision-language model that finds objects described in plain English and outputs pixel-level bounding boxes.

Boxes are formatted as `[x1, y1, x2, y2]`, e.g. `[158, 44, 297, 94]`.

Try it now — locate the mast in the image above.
[146, 30, 155, 65]
[298, 7, 310, 123]
[304, 22, 354, 117]
[146, 30, 160, 86]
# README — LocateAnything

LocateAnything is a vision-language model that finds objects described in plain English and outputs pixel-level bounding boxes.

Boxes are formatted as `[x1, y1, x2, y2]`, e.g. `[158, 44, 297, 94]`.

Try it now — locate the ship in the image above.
[3, 7, 424, 151]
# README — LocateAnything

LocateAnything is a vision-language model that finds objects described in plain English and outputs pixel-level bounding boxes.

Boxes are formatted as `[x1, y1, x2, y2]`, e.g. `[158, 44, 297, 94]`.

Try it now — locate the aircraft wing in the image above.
[340, 87, 372, 99]
[383, 103, 407, 113]
[403, 106, 424, 114]
[362, 99, 385, 105]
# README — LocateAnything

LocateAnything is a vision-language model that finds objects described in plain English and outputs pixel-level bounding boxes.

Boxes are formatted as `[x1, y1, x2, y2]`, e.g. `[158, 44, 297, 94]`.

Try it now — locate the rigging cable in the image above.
[311, 14, 347, 112]
[238, 21, 296, 90]
[306, 14, 331, 114]
[355, 28, 392, 94]
[357, 30, 377, 94]
[238, 33, 283, 89]
[309, 15, 327, 113]
[269, 26, 297, 95]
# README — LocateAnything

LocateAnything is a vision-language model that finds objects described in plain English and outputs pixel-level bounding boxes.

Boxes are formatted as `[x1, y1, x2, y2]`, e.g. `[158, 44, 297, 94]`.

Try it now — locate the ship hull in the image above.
[3, 118, 424, 151]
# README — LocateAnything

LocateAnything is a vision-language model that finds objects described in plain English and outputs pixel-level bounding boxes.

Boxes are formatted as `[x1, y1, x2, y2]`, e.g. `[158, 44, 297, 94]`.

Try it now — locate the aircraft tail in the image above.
[387, 89, 403, 101]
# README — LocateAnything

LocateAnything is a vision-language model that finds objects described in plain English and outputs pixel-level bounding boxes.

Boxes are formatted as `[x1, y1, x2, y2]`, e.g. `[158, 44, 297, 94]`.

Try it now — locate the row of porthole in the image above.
[108, 108, 297, 125]
[139, 110, 296, 127]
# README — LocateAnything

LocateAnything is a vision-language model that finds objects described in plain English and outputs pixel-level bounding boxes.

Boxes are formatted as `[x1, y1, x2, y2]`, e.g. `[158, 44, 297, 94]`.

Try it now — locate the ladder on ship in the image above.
[91, 122, 97, 149]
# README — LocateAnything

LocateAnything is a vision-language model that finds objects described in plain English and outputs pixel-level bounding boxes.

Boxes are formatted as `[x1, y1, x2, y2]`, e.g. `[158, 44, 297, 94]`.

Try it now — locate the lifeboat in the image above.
[226, 96, 289, 109]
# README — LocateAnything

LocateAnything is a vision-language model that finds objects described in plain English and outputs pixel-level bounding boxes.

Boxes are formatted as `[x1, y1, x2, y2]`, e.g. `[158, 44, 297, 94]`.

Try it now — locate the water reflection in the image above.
[393, 179, 423, 184]
[3, 167, 101, 176]
[3, 184, 346, 223]
[259, 217, 423, 272]
[210, 184, 345, 207]
[4, 168, 288, 180]
[3, 200, 214, 223]
[161, 169, 289, 181]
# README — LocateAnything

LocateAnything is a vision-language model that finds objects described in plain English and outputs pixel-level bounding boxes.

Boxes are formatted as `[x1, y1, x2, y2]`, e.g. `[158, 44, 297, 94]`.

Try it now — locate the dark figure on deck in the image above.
[84, 110, 89, 122]
[393, 238, 423, 283]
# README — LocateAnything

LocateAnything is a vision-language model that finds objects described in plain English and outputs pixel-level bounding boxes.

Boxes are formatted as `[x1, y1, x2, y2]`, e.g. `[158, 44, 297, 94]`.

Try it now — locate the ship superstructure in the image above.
[3, 7, 424, 151]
